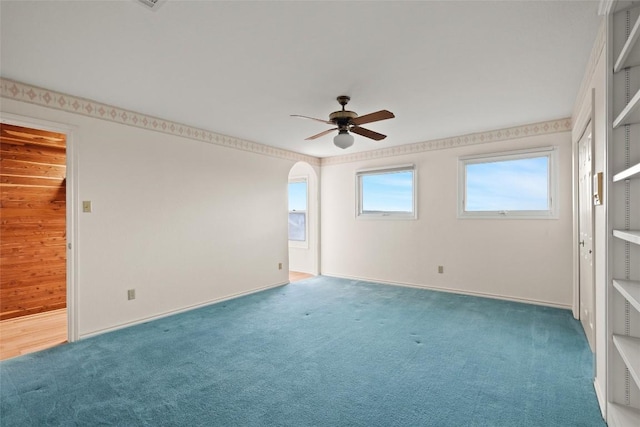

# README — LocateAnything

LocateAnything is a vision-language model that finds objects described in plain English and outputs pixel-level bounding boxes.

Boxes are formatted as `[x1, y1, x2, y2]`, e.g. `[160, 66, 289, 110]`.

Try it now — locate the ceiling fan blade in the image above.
[351, 110, 395, 126]
[305, 128, 338, 140]
[351, 126, 387, 141]
[291, 114, 334, 125]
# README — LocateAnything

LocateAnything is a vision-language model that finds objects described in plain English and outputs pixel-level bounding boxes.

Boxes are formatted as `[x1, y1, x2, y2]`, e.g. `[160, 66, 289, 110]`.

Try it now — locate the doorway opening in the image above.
[288, 161, 318, 282]
[0, 123, 68, 360]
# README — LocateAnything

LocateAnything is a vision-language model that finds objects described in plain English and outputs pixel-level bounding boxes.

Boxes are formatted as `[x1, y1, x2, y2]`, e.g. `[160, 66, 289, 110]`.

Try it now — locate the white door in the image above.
[578, 127, 595, 351]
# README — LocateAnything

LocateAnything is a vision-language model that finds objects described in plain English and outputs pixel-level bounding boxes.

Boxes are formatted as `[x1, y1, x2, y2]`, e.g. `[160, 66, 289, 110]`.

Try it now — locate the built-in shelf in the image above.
[613, 88, 640, 128]
[613, 335, 640, 391]
[613, 229, 640, 245]
[609, 5, 640, 424]
[613, 163, 640, 182]
[615, 13, 640, 72]
[614, 279, 640, 313]
[609, 403, 640, 427]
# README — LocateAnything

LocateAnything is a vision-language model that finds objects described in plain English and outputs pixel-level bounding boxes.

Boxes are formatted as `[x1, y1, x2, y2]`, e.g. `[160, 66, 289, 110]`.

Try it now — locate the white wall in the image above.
[1, 97, 293, 337]
[321, 131, 574, 307]
[288, 161, 320, 275]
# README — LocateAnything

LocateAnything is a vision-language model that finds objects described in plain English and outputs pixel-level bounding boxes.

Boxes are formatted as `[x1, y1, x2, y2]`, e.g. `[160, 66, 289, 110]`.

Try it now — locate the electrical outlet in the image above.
[278, 263, 283, 270]
[127, 289, 136, 300]
[438, 266, 444, 274]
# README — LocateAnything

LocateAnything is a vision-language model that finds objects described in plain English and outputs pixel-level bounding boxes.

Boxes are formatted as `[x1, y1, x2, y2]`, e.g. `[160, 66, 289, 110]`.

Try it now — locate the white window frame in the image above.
[288, 177, 308, 248]
[458, 146, 559, 219]
[356, 164, 417, 220]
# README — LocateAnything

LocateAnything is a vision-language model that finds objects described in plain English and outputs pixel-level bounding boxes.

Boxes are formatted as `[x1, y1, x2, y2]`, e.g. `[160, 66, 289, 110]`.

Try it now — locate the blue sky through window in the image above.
[362, 171, 413, 213]
[465, 156, 549, 211]
[288, 181, 307, 241]
[288, 181, 307, 211]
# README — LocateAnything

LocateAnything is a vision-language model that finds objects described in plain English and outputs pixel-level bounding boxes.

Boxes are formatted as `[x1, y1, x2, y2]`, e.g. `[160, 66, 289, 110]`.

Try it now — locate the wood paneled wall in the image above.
[1, 124, 67, 320]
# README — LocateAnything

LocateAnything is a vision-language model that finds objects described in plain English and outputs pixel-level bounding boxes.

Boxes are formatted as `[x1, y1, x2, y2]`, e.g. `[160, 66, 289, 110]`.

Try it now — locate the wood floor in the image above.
[0, 273, 314, 361]
[289, 271, 313, 282]
[0, 308, 67, 361]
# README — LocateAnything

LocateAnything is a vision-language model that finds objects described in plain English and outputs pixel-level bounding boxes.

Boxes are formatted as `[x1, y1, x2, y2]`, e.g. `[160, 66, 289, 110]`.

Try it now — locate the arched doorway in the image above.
[288, 161, 319, 280]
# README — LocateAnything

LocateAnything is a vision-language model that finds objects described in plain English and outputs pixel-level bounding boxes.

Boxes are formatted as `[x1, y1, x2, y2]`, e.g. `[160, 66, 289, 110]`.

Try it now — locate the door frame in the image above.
[572, 90, 596, 320]
[0, 113, 78, 342]
[577, 122, 596, 351]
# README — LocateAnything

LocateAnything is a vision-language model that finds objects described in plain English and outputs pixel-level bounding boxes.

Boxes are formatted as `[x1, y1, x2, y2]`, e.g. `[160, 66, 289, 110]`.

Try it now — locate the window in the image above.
[288, 179, 307, 242]
[458, 147, 558, 218]
[356, 165, 416, 219]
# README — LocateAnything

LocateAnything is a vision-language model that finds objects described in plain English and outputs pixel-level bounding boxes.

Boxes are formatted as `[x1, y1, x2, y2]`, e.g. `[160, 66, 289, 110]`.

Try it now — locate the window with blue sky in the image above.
[357, 166, 416, 218]
[459, 147, 557, 218]
[288, 181, 307, 241]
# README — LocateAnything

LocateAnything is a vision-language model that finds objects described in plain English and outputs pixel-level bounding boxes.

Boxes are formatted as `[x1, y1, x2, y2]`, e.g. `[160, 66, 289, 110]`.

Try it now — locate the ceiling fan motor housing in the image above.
[329, 110, 358, 129]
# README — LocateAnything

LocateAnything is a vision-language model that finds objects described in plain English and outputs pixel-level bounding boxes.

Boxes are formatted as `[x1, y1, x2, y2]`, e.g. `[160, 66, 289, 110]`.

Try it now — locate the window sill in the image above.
[289, 240, 309, 249]
[357, 214, 417, 221]
[458, 211, 558, 220]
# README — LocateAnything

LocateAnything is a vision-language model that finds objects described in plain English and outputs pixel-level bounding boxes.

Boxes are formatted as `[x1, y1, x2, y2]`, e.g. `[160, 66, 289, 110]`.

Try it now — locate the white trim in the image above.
[598, 0, 615, 16]
[457, 146, 559, 219]
[573, 19, 606, 127]
[355, 164, 417, 220]
[458, 145, 557, 162]
[80, 281, 288, 339]
[572, 99, 595, 320]
[355, 163, 416, 174]
[0, 112, 79, 342]
[321, 273, 572, 310]
[594, 378, 607, 419]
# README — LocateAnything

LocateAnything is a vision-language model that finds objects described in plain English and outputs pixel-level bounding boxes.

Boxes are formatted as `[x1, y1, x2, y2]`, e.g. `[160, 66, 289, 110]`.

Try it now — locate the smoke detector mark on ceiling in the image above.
[136, 0, 167, 11]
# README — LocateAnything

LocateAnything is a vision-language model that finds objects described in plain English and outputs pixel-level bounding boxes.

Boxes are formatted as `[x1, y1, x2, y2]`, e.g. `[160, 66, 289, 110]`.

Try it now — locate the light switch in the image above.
[82, 201, 92, 213]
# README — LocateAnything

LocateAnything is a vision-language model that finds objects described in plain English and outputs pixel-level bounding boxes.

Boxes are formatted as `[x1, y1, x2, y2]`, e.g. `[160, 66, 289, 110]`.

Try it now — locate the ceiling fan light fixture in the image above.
[334, 130, 354, 149]
[293, 96, 394, 146]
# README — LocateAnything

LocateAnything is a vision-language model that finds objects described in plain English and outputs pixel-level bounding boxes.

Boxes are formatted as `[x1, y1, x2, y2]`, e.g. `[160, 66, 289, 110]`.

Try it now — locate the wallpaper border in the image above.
[0, 78, 320, 166]
[320, 117, 572, 166]
[1, 78, 572, 168]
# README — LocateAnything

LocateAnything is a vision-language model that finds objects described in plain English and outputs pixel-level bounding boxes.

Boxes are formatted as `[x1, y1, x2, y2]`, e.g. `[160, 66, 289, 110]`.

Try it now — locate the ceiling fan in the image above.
[292, 96, 395, 149]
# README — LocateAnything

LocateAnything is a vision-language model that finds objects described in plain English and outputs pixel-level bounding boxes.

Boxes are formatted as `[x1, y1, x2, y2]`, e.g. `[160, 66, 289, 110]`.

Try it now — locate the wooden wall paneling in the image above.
[0, 123, 67, 320]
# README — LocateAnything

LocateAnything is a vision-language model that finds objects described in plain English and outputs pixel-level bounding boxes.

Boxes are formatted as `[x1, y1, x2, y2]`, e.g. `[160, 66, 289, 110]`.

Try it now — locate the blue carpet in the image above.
[1, 276, 604, 426]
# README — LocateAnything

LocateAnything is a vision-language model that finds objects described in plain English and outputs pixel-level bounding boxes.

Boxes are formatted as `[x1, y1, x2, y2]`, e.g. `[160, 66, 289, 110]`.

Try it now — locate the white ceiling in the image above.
[1, 0, 600, 158]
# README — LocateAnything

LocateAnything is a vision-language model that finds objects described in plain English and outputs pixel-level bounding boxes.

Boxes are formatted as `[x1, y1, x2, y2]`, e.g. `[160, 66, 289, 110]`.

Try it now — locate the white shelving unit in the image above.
[613, 230, 640, 245]
[615, 10, 640, 72]
[613, 335, 640, 389]
[608, 3, 640, 425]
[613, 279, 640, 313]
[613, 163, 640, 181]
[610, 403, 640, 426]
[613, 88, 640, 127]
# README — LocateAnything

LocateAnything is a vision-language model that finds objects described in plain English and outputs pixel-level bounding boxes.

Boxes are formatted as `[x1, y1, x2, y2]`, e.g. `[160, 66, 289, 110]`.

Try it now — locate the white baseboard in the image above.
[321, 273, 572, 310]
[79, 281, 288, 340]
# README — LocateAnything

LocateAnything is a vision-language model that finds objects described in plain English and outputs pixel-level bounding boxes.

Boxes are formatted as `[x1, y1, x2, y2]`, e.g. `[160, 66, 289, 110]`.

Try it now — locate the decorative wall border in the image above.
[1, 77, 573, 168]
[0, 78, 320, 166]
[320, 118, 572, 166]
